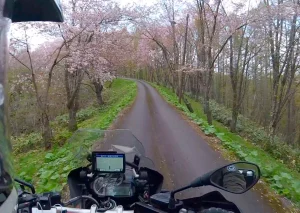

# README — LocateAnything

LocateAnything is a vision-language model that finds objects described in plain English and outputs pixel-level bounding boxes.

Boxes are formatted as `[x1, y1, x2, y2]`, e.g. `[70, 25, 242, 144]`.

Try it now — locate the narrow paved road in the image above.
[114, 80, 275, 213]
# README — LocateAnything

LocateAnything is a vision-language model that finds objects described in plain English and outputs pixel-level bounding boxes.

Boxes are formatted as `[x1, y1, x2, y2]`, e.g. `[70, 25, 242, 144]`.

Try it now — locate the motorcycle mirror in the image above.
[87, 153, 92, 162]
[168, 162, 260, 209]
[4, 0, 64, 22]
[209, 162, 260, 194]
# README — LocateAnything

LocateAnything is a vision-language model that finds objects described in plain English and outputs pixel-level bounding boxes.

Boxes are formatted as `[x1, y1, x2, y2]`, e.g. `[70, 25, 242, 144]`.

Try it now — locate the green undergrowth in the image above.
[203, 99, 300, 173]
[13, 79, 137, 193]
[150, 83, 300, 208]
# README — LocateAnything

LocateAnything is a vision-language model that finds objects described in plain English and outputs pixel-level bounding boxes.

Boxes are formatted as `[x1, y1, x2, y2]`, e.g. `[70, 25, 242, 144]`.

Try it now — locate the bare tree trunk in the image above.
[230, 97, 239, 132]
[65, 66, 84, 132]
[93, 81, 104, 105]
[205, 41, 214, 125]
[41, 111, 53, 149]
[178, 72, 183, 104]
[229, 35, 239, 132]
[204, 83, 212, 124]
[250, 58, 258, 118]
[68, 98, 79, 132]
[178, 14, 190, 104]
[286, 93, 296, 144]
[205, 45, 214, 124]
[196, 0, 222, 125]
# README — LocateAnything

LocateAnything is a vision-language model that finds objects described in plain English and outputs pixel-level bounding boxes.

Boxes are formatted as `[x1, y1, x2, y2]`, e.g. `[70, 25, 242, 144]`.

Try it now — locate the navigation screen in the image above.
[95, 153, 125, 173]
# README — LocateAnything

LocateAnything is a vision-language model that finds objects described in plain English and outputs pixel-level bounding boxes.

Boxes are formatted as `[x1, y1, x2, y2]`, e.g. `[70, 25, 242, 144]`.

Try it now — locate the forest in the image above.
[128, 0, 300, 147]
[9, 0, 300, 210]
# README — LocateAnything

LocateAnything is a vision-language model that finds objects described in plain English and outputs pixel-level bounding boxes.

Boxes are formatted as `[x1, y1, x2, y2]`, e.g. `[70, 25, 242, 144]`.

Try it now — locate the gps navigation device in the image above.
[92, 152, 125, 173]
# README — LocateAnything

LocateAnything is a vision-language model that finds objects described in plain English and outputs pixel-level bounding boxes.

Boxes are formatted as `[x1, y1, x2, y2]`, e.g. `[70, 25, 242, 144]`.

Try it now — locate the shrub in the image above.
[207, 99, 300, 173]
[53, 128, 73, 146]
[76, 107, 98, 122]
[53, 114, 69, 127]
[187, 96, 300, 173]
[12, 132, 43, 153]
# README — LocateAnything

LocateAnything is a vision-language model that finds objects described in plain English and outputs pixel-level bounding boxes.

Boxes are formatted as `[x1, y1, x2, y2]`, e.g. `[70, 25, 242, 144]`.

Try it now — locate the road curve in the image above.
[114, 80, 275, 213]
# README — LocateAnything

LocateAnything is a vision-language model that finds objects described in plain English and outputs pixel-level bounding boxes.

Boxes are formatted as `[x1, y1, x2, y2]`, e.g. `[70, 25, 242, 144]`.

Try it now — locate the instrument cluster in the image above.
[92, 173, 124, 196]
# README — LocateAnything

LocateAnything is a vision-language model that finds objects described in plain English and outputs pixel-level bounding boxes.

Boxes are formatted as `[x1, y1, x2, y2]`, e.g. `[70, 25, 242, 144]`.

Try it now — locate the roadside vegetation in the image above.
[12, 79, 137, 192]
[8, 0, 300, 211]
[9, 1, 139, 193]
[150, 83, 300, 209]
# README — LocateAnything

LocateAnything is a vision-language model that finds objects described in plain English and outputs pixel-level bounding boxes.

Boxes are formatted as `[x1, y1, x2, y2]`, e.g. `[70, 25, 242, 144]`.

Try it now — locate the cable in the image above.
[63, 195, 100, 207]
[81, 195, 100, 207]
[37, 202, 44, 213]
[53, 204, 64, 213]
[97, 199, 117, 212]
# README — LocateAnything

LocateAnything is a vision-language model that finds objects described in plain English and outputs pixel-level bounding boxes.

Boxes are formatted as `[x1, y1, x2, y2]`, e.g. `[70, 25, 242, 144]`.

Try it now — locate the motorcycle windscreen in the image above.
[11, 0, 63, 22]
[67, 129, 156, 170]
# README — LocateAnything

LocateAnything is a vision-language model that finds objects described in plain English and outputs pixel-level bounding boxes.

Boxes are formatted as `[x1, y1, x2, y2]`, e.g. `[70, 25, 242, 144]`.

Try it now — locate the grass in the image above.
[13, 79, 137, 193]
[207, 99, 300, 173]
[150, 83, 300, 209]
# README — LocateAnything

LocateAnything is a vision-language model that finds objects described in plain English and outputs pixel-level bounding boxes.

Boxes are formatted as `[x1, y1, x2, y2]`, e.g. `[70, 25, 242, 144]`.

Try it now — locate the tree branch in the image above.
[210, 23, 247, 69]
[81, 82, 96, 93]
[9, 53, 31, 71]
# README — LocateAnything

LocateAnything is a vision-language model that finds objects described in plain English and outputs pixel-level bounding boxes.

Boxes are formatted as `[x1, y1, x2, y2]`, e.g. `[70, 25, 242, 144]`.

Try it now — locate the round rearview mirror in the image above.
[210, 162, 260, 194]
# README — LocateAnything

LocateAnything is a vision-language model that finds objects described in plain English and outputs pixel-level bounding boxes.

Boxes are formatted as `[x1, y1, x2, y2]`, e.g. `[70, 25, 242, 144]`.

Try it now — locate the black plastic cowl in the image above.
[150, 192, 183, 212]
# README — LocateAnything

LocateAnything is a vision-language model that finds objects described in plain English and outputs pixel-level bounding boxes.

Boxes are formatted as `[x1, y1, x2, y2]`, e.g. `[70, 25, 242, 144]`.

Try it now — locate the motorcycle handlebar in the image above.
[31, 205, 134, 213]
[62, 195, 100, 207]
[15, 178, 36, 194]
[32, 206, 96, 213]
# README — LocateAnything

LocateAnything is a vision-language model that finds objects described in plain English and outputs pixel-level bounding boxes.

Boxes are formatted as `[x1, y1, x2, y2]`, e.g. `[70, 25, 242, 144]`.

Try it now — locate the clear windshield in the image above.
[67, 129, 155, 169]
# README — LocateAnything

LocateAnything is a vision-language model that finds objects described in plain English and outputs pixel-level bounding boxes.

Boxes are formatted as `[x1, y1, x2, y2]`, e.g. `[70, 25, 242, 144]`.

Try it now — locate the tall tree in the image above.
[10, 25, 69, 149]
[265, 0, 300, 139]
[229, 26, 261, 132]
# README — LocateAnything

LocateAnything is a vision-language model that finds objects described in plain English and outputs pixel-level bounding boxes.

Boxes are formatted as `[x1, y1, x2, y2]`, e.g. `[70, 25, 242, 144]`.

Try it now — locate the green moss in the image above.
[150, 83, 300, 208]
[13, 79, 137, 193]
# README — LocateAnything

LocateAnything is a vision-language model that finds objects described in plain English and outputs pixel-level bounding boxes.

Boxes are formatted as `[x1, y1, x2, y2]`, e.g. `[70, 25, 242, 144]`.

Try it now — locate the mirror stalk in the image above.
[190, 171, 212, 188]
[168, 172, 212, 210]
[168, 185, 192, 210]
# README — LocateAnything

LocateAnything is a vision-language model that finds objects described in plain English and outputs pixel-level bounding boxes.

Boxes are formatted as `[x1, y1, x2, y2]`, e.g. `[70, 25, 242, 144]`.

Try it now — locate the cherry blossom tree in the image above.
[83, 29, 133, 105]
[10, 24, 69, 149]
[58, 0, 134, 131]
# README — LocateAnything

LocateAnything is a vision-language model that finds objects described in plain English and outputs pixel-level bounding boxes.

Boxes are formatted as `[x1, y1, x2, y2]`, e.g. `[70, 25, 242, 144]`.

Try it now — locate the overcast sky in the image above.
[11, 0, 260, 49]
[118, 0, 154, 7]
[117, 0, 260, 12]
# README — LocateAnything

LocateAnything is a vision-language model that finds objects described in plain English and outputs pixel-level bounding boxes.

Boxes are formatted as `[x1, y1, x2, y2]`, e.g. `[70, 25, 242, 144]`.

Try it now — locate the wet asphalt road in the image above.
[114, 80, 275, 213]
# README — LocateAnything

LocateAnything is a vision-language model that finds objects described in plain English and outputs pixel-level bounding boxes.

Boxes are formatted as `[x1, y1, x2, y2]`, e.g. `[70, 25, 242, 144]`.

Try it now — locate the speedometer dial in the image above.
[92, 174, 124, 196]
[93, 176, 106, 196]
